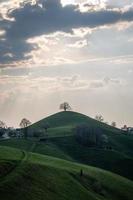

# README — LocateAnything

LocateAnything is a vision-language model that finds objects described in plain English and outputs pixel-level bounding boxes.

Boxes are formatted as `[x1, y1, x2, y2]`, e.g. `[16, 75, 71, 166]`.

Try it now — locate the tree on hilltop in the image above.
[60, 102, 71, 111]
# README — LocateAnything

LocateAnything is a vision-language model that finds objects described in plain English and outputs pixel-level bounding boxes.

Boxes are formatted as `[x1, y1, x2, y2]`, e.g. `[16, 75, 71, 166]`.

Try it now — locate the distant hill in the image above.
[29, 111, 121, 134]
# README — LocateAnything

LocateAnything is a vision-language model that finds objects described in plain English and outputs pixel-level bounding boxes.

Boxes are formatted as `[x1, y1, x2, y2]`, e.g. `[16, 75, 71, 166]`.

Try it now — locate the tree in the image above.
[60, 102, 71, 111]
[0, 120, 7, 128]
[74, 124, 102, 147]
[95, 115, 104, 122]
[19, 118, 31, 138]
[111, 121, 116, 127]
[0, 121, 7, 137]
[121, 125, 128, 132]
[0, 128, 5, 137]
[19, 118, 31, 128]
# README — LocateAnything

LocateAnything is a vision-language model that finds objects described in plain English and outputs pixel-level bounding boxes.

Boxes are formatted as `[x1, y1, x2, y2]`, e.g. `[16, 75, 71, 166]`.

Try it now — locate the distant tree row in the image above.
[95, 115, 117, 127]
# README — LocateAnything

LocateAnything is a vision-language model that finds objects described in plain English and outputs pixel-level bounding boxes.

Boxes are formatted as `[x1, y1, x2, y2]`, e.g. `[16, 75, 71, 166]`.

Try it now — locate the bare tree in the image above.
[111, 121, 116, 127]
[95, 115, 104, 122]
[19, 118, 31, 138]
[0, 120, 7, 128]
[60, 102, 71, 111]
[19, 118, 31, 128]
[0, 121, 7, 137]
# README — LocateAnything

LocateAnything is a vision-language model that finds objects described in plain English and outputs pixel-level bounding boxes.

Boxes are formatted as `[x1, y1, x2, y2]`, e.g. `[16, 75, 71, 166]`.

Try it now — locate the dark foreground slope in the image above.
[0, 146, 133, 200]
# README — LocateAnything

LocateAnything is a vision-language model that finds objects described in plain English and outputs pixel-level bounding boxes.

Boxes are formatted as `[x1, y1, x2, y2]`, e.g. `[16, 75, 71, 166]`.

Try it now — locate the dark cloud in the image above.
[0, 38, 33, 64]
[0, 0, 133, 65]
[4, 2, 122, 39]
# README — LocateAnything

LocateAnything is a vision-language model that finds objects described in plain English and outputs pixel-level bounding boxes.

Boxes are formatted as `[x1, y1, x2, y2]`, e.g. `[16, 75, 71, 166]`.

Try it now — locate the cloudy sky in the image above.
[0, 0, 133, 127]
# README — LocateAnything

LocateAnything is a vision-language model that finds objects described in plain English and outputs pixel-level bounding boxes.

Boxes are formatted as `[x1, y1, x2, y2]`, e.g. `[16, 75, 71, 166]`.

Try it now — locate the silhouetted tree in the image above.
[0, 120, 7, 128]
[60, 102, 71, 111]
[95, 115, 104, 122]
[111, 121, 116, 127]
[121, 125, 128, 133]
[19, 118, 31, 128]
[0, 128, 5, 137]
[0, 121, 7, 137]
[19, 118, 31, 138]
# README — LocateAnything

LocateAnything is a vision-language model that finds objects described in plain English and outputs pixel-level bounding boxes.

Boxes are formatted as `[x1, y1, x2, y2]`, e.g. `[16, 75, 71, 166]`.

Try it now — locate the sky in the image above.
[0, 0, 133, 128]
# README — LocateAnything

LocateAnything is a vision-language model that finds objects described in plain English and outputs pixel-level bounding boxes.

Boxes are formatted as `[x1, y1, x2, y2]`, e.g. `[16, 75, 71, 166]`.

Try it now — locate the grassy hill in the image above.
[0, 111, 133, 200]
[29, 111, 121, 134]
[27, 111, 133, 180]
[0, 146, 133, 200]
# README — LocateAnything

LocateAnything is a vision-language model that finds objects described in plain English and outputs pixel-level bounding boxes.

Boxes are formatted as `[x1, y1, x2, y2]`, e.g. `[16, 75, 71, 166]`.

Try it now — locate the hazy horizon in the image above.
[0, 0, 133, 128]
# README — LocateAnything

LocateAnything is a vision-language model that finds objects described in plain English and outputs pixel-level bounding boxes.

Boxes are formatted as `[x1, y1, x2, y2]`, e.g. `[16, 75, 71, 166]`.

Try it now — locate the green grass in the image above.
[34, 141, 73, 161]
[0, 139, 35, 151]
[0, 146, 23, 161]
[49, 136, 133, 180]
[47, 126, 73, 137]
[0, 146, 24, 180]
[0, 146, 133, 200]
[1, 135, 133, 181]
[29, 111, 121, 134]
[0, 111, 133, 200]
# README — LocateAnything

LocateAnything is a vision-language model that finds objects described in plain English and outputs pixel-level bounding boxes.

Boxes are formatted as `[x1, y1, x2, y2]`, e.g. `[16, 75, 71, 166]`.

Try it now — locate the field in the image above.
[0, 111, 133, 200]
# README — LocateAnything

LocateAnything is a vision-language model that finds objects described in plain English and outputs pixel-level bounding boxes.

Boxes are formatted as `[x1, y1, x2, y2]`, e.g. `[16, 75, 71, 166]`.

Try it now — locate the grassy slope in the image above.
[1, 136, 133, 180]
[0, 111, 133, 200]
[0, 111, 133, 180]
[0, 146, 24, 179]
[0, 146, 133, 200]
[28, 111, 133, 180]
[29, 111, 121, 134]
[49, 136, 133, 180]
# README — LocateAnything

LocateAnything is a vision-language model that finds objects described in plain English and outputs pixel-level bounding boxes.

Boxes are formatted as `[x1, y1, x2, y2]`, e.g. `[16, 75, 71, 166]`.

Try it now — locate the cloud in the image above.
[106, 0, 133, 9]
[67, 39, 88, 48]
[6, 1, 133, 39]
[0, 73, 122, 101]
[88, 25, 133, 58]
[90, 77, 121, 89]
[1, 0, 133, 65]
